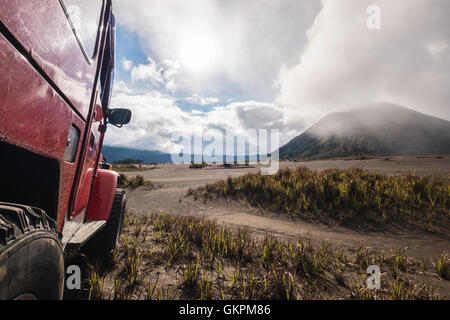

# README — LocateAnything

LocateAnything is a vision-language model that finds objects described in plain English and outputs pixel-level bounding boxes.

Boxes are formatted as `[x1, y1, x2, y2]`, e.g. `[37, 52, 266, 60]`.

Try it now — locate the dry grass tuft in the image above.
[117, 174, 154, 189]
[66, 212, 445, 300]
[190, 167, 450, 228]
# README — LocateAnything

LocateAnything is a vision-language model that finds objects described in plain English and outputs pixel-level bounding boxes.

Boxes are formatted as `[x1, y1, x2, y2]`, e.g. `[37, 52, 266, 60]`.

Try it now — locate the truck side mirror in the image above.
[107, 108, 132, 127]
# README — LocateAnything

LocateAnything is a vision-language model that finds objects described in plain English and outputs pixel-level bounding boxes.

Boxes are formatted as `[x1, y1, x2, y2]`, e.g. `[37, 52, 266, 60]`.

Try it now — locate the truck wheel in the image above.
[0, 203, 64, 300]
[82, 189, 126, 263]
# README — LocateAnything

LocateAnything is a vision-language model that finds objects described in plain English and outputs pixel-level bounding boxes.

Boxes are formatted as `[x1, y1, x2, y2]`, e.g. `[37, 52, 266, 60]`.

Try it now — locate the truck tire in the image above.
[82, 189, 126, 263]
[0, 203, 64, 300]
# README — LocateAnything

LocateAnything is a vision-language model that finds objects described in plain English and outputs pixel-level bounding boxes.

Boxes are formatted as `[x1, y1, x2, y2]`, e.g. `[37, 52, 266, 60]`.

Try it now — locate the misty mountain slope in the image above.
[102, 146, 172, 163]
[280, 103, 450, 160]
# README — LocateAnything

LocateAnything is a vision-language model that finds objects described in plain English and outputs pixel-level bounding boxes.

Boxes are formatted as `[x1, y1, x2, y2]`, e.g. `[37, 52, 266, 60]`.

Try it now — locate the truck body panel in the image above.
[0, 0, 100, 119]
[0, 0, 118, 237]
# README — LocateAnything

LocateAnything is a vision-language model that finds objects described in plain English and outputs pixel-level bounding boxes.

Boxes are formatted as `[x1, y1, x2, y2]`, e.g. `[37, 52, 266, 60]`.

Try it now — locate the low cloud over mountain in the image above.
[279, 103, 450, 160]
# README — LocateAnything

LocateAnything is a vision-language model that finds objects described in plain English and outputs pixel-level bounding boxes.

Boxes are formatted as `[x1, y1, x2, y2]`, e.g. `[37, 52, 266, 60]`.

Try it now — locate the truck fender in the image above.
[85, 169, 119, 221]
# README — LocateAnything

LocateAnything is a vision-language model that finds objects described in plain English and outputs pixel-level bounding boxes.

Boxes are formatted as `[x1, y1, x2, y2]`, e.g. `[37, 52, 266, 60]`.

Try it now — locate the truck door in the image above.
[72, 8, 115, 218]
[64, 0, 106, 218]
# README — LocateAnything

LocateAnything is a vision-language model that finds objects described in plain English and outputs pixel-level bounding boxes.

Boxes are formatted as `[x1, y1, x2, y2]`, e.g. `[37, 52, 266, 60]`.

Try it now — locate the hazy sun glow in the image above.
[178, 30, 219, 74]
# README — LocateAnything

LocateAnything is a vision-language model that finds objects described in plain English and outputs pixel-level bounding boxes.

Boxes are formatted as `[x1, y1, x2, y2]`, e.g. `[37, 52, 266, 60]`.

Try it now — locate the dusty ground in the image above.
[120, 156, 450, 296]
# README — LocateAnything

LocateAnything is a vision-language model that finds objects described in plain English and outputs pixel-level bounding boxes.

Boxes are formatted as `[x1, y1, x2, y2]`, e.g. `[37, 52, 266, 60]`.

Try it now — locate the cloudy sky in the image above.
[105, 0, 450, 153]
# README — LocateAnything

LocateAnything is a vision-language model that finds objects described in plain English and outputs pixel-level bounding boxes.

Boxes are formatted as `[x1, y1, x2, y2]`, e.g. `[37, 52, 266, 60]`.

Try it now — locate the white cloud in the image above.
[205, 101, 284, 132]
[190, 109, 204, 115]
[122, 58, 134, 71]
[426, 40, 449, 59]
[111, 0, 450, 153]
[105, 92, 288, 153]
[185, 94, 219, 106]
[131, 59, 163, 84]
[276, 0, 450, 129]
[106, 91, 194, 152]
[130, 58, 180, 92]
[113, 80, 133, 94]
[114, 0, 320, 99]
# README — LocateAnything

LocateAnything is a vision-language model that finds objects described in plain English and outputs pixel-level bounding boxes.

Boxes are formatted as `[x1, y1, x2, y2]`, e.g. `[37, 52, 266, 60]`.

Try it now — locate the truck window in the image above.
[60, 0, 104, 59]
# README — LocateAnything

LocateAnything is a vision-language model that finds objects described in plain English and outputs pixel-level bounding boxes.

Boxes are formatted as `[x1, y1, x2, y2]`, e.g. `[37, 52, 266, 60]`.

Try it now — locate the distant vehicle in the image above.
[0, 0, 131, 299]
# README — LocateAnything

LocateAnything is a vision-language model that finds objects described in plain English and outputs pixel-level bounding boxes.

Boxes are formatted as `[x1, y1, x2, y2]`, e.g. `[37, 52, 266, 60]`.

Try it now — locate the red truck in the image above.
[0, 0, 131, 299]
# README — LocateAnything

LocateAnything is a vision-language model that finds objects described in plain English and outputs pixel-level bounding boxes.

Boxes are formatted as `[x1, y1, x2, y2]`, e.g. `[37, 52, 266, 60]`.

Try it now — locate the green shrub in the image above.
[192, 167, 450, 226]
[118, 174, 153, 189]
[435, 252, 450, 280]
[190, 162, 208, 169]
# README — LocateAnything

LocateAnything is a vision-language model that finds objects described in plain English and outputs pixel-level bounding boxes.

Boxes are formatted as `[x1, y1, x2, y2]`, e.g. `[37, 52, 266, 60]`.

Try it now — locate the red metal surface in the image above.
[85, 169, 118, 221]
[72, 94, 101, 216]
[70, 13, 112, 219]
[0, 33, 84, 230]
[0, 1, 116, 233]
[0, 0, 99, 119]
[0, 34, 74, 159]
